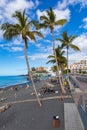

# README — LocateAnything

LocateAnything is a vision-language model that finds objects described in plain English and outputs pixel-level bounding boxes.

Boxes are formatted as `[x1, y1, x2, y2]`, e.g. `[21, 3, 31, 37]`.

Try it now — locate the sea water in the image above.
[0, 76, 28, 88]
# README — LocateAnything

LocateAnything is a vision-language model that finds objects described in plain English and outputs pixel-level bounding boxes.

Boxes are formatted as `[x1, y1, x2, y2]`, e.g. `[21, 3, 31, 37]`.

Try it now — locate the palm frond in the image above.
[70, 44, 80, 51]
[69, 35, 77, 42]
[35, 23, 47, 29]
[30, 20, 39, 28]
[56, 38, 64, 43]
[46, 59, 55, 64]
[13, 10, 27, 27]
[26, 21, 34, 29]
[46, 9, 50, 17]
[51, 65, 57, 72]
[33, 31, 43, 38]
[23, 9, 26, 20]
[55, 19, 67, 26]
[1, 23, 13, 30]
[40, 15, 49, 21]
[1, 23, 20, 40]
[50, 8, 56, 23]
[27, 31, 36, 41]
[62, 31, 69, 42]
[47, 55, 55, 58]
[61, 50, 65, 55]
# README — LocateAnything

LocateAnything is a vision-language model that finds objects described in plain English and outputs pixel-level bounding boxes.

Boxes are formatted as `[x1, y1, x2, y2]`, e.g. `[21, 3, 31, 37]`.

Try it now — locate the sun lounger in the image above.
[0, 104, 10, 112]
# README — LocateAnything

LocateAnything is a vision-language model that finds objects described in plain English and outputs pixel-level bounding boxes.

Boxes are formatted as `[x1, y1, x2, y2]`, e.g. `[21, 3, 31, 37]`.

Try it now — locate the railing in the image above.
[69, 75, 81, 89]
[76, 76, 87, 83]
[78, 95, 87, 114]
[85, 100, 87, 113]
[78, 98, 87, 130]
[69, 74, 87, 130]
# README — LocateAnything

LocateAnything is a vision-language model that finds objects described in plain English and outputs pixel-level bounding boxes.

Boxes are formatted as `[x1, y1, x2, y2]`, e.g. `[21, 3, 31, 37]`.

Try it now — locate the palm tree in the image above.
[51, 65, 57, 76]
[38, 7, 67, 51]
[47, 45, 67, 69]
[47, 45, 67, 85]
[1, 10, 43, 107]
[51, 65, 57, 72]
[39, 7, 67, 93]
[57, 31, 80, 74]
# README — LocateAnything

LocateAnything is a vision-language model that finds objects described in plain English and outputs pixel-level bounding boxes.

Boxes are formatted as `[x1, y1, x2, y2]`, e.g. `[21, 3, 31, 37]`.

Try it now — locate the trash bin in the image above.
[53, 116, 60, 128]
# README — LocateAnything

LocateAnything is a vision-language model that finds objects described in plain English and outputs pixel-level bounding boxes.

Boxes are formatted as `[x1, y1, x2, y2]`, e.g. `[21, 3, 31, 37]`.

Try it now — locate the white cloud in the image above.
[57, 0, 68, 10]
[0, 45, 23, 52]
[35, 43, 41, 47]
[41, 28, 50, 37]
[11, 46, 23, 52]
[36, 8, 70, 22]
[69, 52, 87, 62]
[0, 0, 35, 24]
[73, 33, 87, 50]
[55, 40, 62, 47]
[54, 8, 70, 21]
[44, 46, 52, 53]
[71, 0, 87, 8]
[0, 36, 23, 51]
[0, 43, 12, 50]
[36, 9, 46, 21]
[35, 0, 40, 7]
[12, 37, 23, 45]
[18, 53, 50, 60]
[18, 56, 24, 59]
[57, 0, 87, 10]
[80, 17, 87, 29]
[34, 43, 53, 54]
[83, 17, 87, 23]
[68, 33, 87, 64]
[44, 40, 51, 43]
[0, 44, 4, 47]
[29, 53, 49, 60]
[0, 30, 3, 41]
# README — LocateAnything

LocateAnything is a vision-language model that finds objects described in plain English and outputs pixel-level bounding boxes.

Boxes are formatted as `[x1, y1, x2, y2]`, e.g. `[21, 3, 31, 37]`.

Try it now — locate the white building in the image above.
[70, 60, 87, 73]
[46, 67, 56, 77]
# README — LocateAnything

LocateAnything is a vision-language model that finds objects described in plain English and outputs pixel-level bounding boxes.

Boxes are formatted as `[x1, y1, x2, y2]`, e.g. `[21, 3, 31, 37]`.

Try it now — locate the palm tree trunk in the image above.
[59, 66, 65, 85]
[55, 50, 66, 94]
[67, 47, 68, 75]
[52, 31, 66, 94]
[24, 39, 42, 107]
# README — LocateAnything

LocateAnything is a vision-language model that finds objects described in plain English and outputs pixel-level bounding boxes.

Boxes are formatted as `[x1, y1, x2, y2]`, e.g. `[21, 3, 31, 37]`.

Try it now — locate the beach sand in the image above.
[0, 79, 73, 130]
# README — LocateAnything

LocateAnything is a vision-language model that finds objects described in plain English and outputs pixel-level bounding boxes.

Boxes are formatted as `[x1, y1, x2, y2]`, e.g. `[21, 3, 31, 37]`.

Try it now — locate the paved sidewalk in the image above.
[71, 75, 87, 91]
[64, 103, 85, 130]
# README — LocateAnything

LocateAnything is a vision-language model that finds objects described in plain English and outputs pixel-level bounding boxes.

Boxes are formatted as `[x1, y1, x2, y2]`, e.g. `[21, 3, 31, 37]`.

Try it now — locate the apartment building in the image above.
[70, 60, 87, 73]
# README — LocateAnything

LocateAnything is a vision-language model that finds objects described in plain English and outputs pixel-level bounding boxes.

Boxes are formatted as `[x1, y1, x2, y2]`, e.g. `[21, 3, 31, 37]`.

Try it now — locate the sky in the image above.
[0, 0, 87, 75]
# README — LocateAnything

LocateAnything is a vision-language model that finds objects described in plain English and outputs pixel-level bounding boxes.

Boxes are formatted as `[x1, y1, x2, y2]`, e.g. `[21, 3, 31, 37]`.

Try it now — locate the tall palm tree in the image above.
[1, 10, 43, 107]
[57, 31, 80, 74]
[47, 45, 67, 84]
[38, 7, 67, 51]
[39, 7, 67, 93]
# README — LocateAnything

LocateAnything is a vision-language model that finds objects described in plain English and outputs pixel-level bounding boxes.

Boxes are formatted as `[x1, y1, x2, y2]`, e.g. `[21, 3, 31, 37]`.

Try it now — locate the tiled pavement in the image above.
[64, 103, 85, 130]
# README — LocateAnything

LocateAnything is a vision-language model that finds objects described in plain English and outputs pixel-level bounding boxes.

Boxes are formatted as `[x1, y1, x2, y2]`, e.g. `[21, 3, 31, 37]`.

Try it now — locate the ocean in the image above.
[0, 76, 28, 88]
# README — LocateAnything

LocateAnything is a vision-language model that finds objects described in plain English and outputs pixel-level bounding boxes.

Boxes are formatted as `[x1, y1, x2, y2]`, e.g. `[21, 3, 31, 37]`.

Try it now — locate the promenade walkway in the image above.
[64, 103, 85, 130]
[0, 95, 72, 106]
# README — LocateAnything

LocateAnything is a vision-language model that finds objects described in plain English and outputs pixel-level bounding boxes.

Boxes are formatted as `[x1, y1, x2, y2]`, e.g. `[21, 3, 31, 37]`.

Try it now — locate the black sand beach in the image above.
[0, 79, 73, 130]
